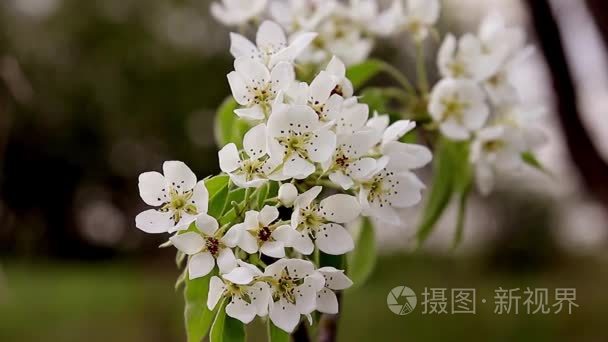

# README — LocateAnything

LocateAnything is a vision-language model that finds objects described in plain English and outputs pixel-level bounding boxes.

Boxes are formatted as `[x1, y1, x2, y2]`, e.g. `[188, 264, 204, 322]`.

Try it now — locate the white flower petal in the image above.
[329, 171, 354, 190]
[440, 120, 471, 140]
[217, 247, 237, 274]
[163, 161, 197, 192]
[383, 141, 433, 170]
[291, 233, 315, 255]
[316, 288, 338, 314]
[260, 240, 285, 258]
[243, 124, 267, 159]
[196, 213, 219, 236]
[309, 71, 337, 104]
[387, 172, 425, 208]
[259, 205, 279, 226]
[270, 32, 317, 66]
[283, 259, 315, 278]
[306, 129, 336, 163]
[366, 204, 401, 225]
[227, 71, 251, 106]
[270, 62, 295, 93]
[347, 157, 377, 180]
[135, 209, 174, 233]
[226, 297, 257, 324]
[234, 106, 265, 120]
[230, 32, 258, 60]
[235, 57, 270, 87]
[319, 195, 361, 223]
[318, 267, 353, 290]
[316, 223, 354, 255]
[170, 232, 205, 255]
[256, 21, 287, 52]
[207, 276, 226, 310]
[269, 299, 300, 333]
[382, 120, 416, 144]
[283, 155, 315, 179]
[218, 143, 241, 173]
[221, 225, 242, 248]
[188, 251, 215, 279]
[271, 225, 297, 244]
[250, 282, 271, 316]
[336, 102, 369, 135]
[222, 265, 254, 284]
[138, 171, 167, 206]
[294, 186, 322, 208]
[294, 282, 317, 314]
[238, 230, 259, 254]
[191, 180, 209, 214]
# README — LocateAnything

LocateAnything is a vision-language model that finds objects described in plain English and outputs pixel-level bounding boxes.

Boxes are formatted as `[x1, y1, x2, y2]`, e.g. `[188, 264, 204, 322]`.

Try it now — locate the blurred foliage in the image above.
[2, 254, 608, 341]
[0, 0, 234, 257]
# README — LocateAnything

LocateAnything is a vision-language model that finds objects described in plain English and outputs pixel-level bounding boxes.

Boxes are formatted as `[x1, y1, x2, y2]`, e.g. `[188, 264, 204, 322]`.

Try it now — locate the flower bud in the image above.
[278, 183, 298, 207]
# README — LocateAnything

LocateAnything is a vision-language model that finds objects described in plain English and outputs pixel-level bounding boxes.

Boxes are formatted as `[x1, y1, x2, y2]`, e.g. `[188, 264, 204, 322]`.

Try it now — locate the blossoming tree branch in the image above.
[135, 0, 548, 341]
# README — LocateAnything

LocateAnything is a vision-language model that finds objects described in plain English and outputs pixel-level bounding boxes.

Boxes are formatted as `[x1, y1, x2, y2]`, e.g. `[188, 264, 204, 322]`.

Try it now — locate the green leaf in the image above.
[521, 151, 552, 176]
[346, 59, 383, 89]
[184, 270, 217, 342]
[205, 175, 230, 198]
[452, 184, 472, 249]
[210, 299, 246, 342]
[256, 182, 270, 210]
[268, 321, 290, 342]
[347, 218, 376, 287]
[359, 87, 390, 114]
[320, 252, 344, 269]
[227, 188, 246, 206]
[218, 208, 237, 226]
[416, 139, 470, 244]
[214, 96, 251, 149]
[206, 176, 230, 218]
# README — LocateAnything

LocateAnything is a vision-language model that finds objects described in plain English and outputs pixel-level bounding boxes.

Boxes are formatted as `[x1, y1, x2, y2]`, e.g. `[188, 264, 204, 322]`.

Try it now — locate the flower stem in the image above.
[378, 60, 417, 96]
[416, 42, 430, 95]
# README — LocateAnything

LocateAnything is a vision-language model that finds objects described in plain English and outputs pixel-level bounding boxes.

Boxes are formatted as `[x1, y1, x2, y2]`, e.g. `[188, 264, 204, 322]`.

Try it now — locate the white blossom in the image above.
[358, 157, 426, 224]
[428, 78, 489, 140]
[265, 259, 325, 333]
[373, 0, 440, 40]
[227, 58, 294, 120]
[207, 262, 271, 324]
[322, 131, 377, 190]
[315, 267, 353, 314]
[290, 186, 359, 255]
[286, 71, 344, 123]
[230, 20, 317, 68]
[169, 214, 241, 279]
[437, 33, 498, 82]
[219, 124, 273, 188]
[232, 205, 297, 258]
[470, 125, 524, 195]
[324, 56, 354, 98]
[270, 0, 337, 32]
[267, 105, 337, 179]
[211, 0, 268, 27]
[136, 161, 208, 233]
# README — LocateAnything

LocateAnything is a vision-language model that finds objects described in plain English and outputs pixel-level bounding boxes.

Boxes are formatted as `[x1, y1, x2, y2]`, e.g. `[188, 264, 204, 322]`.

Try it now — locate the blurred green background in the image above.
[1, 0, 608, 341]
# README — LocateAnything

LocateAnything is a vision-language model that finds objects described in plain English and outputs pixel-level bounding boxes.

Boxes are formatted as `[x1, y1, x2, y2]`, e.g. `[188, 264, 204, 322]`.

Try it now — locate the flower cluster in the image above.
[428, 12, 547, 194]
[211, 0, 441, 66]
[135, 19, 430, 333]
[134, 2, 550, 339]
